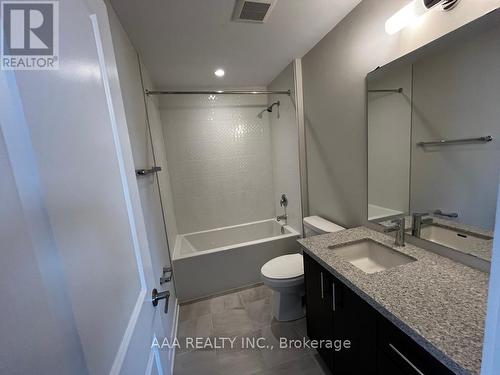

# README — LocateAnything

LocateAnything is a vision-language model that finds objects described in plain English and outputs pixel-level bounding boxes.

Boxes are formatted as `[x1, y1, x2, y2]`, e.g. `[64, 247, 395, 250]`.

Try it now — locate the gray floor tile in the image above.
[175, 285, 319, 375]
[239, 285, 272, 305]
[212, 308, 255, 337]
[244, 296, 275, 330]
[173, 350, 219, 375]
[178, 299, 211, 323]
[208, 292, 245, 314]
[216, 348, 266, 375]
[291, 317, 308, 339]
[177, 312, 213, 338]
[252, 323, 306, 368]
[177, 313, 213, 354]
[253, 354, 328, 375]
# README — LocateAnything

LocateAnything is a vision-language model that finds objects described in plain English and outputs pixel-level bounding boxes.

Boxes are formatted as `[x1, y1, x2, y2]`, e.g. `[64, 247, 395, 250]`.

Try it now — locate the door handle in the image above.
[152, 288, 170, 314]
[160, 266, 173, 285]
[320, 272, 324, 299]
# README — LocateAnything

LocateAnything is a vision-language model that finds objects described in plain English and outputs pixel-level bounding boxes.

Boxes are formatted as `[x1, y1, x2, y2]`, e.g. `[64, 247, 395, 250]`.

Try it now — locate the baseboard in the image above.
[179, 282, 264, 305]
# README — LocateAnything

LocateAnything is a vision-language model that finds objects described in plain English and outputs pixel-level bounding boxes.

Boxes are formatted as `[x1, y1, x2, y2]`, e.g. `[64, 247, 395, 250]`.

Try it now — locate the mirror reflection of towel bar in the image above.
[417, 135, 493, 147]
[367, 88, 403, 93]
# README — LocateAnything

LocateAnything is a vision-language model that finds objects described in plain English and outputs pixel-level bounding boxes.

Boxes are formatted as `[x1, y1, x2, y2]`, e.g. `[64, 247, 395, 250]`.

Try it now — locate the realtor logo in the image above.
[1, 1, 59, 70]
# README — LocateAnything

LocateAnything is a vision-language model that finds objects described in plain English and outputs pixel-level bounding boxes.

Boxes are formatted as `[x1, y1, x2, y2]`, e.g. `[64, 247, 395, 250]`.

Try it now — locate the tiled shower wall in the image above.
[160, 94, 275, 234]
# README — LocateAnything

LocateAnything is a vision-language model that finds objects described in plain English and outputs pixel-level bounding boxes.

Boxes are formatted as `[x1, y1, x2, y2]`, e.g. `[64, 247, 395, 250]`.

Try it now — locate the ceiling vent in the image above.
[232, 0, 277, 23]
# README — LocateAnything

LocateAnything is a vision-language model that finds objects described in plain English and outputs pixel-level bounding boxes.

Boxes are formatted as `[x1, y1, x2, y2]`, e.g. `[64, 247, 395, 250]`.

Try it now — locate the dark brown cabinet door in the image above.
[304, 253, 334, 371]
[376, 315, 454, 374]
[332, 277, 377, 375]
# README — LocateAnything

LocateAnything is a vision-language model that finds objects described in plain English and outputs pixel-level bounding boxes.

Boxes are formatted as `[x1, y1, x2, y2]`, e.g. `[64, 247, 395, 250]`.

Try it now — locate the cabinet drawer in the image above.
[376, 316, 454, 374]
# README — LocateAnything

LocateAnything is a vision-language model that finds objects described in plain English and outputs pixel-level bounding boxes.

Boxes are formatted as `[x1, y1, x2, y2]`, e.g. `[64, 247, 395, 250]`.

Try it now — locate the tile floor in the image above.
[174, 284, 330, 375]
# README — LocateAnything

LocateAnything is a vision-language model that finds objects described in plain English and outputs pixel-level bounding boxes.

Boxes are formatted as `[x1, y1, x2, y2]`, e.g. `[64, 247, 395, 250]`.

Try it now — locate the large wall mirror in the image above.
[367, 9, 500, 265]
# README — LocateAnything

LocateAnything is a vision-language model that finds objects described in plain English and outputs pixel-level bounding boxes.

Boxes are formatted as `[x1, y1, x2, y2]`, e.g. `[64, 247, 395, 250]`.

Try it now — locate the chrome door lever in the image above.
[160, 266, 173, 285]
[152, 288, 170, 314]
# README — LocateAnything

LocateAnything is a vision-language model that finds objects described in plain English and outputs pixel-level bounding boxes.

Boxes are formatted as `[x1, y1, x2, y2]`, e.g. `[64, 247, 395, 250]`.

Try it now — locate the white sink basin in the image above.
[329, 239, 416, 274]
[418, 224, 492, 252]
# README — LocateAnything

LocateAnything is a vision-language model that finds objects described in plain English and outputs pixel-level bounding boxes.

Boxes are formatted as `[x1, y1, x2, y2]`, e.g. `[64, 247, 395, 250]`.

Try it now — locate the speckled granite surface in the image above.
[298, 227, 489, 375]
[379, 215, 493, 262]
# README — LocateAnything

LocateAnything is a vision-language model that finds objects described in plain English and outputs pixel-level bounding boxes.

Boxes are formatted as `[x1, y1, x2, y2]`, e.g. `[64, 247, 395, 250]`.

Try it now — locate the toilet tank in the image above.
[303, 216, 344, 237]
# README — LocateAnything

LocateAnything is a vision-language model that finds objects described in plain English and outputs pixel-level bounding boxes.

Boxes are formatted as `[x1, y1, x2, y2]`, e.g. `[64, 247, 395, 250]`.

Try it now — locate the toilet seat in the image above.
[261, 253, 303, 280]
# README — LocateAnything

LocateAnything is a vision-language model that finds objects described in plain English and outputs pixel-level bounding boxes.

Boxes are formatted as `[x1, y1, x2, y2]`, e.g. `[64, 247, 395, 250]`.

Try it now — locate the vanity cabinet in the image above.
[376, 316, 454, 375]
[304, 253, 454, 375]
[304, 253, 376, 374]
[304, 252, 334, 369]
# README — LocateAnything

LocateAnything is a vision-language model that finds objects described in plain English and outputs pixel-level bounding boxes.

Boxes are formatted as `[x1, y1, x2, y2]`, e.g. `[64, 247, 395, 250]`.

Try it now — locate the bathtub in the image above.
[172, 219, 300, 302]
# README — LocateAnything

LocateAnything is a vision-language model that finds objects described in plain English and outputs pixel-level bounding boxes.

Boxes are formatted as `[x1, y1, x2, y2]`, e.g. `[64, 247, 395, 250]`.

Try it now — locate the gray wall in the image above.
[301, 0, 500, 228]
[410, 21, 500, 230]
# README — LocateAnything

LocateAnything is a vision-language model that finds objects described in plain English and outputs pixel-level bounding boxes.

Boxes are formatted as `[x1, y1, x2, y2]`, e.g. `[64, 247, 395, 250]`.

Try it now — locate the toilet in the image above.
[261, 216, 345, 321]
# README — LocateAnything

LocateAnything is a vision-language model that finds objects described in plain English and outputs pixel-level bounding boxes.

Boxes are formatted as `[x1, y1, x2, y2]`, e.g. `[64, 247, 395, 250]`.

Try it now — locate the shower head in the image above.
[257, 101, 280, 119]
[267, 101, 280, 112]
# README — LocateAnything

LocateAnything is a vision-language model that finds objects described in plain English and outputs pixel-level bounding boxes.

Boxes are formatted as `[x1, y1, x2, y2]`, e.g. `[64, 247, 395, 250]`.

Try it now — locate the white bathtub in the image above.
[172, 219, 300, 302]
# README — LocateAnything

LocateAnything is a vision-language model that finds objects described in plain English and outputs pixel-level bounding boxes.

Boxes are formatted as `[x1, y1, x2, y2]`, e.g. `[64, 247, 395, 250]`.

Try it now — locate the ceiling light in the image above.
[214, 69, 225, 77]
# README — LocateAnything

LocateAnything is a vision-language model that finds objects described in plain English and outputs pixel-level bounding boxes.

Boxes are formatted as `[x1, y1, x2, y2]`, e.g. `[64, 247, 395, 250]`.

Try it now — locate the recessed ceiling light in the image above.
[214, 69, 225, 77]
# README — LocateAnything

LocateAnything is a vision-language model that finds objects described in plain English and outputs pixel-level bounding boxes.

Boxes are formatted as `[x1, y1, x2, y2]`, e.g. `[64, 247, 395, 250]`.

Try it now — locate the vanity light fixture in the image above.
[385, 0, 460, 35]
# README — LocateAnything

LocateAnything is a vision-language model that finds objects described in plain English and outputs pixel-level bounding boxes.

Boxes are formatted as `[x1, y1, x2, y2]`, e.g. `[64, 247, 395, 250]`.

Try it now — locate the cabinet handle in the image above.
[389, 343, 425, 375]
[320, 272, 324, 299]
[332, 281, 336, 311]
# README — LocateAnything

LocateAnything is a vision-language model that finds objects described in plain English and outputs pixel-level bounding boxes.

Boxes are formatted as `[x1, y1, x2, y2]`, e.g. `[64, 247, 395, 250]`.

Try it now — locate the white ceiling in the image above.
[110, 0, 361, 89]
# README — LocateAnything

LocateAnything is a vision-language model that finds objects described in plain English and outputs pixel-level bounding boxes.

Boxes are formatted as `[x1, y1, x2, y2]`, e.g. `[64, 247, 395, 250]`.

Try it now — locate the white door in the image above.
[108, 6, 178, 365]
[0, 0, 170, 374]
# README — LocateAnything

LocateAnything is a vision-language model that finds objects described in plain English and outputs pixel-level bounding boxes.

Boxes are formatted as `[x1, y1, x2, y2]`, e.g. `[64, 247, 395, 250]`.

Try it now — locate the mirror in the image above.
[367, 10, 500, 263]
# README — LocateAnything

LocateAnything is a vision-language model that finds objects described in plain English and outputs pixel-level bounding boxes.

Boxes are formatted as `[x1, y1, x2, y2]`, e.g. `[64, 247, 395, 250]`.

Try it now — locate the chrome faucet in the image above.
[411, 212, 433, 237]
[277, 194, 288, 230]
[384, 217, 406, 246]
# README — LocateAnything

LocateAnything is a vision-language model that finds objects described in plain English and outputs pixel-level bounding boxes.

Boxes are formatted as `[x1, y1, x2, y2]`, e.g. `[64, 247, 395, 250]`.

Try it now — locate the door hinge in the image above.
[160, 266, 173, 285]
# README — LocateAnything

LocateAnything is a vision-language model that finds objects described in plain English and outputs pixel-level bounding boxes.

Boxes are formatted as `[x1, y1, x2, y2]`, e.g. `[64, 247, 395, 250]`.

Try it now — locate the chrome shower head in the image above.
[257, 101, 280, 119]
[267, 101, 280, 112]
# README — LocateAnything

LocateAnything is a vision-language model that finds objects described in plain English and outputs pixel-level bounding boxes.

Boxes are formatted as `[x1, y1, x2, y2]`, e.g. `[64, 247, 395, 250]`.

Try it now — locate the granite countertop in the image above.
[298, 227, 489, 375]
[379, 215, 493, 262]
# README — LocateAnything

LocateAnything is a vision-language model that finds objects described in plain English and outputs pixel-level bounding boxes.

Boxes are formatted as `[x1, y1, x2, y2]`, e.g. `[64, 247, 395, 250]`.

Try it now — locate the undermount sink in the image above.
[416, 224, 492, 251]
[328, 239, 416, 274]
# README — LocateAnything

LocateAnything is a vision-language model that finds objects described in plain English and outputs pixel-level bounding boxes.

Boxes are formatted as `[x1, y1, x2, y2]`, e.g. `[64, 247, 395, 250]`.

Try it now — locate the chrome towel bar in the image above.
[417, 135, 493, 147]
[367, 88, 403, 93]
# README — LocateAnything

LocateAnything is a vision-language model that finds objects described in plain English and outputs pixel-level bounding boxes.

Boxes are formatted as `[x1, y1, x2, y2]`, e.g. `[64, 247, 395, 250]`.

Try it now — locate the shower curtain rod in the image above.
[145, 89, 291, 96]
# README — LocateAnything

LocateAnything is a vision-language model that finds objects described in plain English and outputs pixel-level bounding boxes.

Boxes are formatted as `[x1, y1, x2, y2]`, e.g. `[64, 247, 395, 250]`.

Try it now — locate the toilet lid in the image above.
[261, 254, 304, 279]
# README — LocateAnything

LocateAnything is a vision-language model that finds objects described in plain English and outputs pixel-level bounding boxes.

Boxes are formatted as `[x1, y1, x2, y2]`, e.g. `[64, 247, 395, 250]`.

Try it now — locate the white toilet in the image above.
[261, 216, 345, 321]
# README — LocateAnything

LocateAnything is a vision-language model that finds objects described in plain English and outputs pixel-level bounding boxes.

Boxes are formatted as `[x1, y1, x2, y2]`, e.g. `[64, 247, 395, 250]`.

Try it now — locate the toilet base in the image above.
[271, 286, 305, 321]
